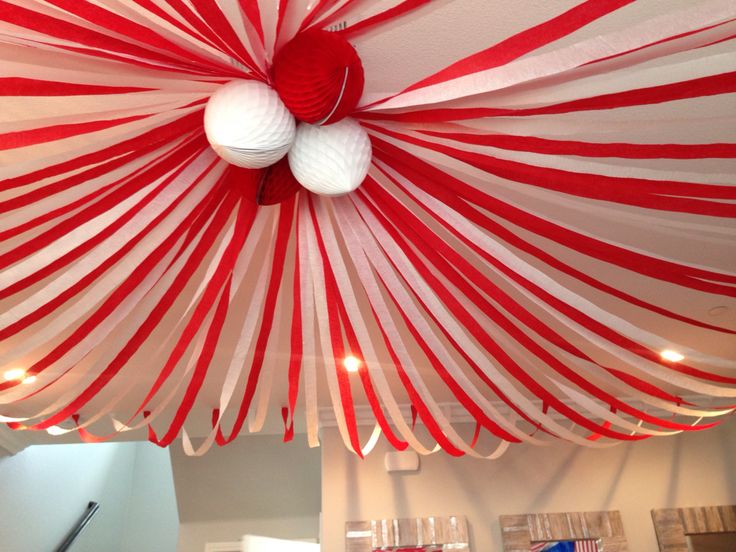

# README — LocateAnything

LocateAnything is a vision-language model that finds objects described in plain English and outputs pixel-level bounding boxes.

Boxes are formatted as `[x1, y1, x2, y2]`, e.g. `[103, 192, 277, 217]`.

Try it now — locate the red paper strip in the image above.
[342, 0, 432, 38]
[0, 113, 151, 151]
[365, 0, 635, 108]
[417, 130, 736, 160]
[3, 179, 234, 423]
[0, 0, 215, 74]
[360, 71, 736, 122]
[216, 196, 296, 444]
[369, 140, 736, 336]
[1, 172, 227, 403]
[360, 178, 705, 431]
[41, 0, 238, 75]
[0, 78, 155, 96]
[0, 111, 204, 192]
[356, 186, 653, 440]
[239, 0, 266, 48]
[369, 150, 736, 387]
[370, 128, 736, 218]
[307, 197, 364, 457]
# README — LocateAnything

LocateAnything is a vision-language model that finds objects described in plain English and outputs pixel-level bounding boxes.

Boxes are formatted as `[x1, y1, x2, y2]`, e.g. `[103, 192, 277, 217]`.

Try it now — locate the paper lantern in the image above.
[204, 79, 296, 169]
[272, 29, 364, 125]
[288, 118, 371, 196]
[257, 157, 302, 205]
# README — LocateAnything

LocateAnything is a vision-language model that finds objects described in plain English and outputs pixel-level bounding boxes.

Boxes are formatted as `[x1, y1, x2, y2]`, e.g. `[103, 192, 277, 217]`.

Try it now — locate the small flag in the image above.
[530, 540, 599, 552]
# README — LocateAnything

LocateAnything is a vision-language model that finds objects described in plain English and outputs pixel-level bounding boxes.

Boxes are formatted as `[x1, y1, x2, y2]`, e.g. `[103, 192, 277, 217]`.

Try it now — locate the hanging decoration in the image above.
[289, 118, 372, 196]
[204, 79, 296, 169]
[0, 0, 735, 458]
[272, 28, 365, 125]
[256, 158, 303, 206]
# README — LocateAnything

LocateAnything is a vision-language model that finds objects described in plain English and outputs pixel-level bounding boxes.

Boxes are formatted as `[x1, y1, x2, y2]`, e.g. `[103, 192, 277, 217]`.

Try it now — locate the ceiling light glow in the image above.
[343, 355, 361, 373]
[21, 375, 37, 385]
[3, 368, 26, 381]
[661, 350, 685, 362]
[46, 426, 67, 436]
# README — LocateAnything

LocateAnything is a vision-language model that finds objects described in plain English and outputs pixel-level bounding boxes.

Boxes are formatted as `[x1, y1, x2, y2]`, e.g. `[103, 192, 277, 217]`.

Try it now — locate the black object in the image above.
[55, 501, 100, 552]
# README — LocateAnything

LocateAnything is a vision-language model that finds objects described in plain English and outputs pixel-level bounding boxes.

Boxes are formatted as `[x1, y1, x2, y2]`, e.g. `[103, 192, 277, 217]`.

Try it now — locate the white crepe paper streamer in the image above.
[0, 151, 220, 371]
[311, 197, 444, 456]
[111, 206, 272, 451]
[427, 47, 736, 115]
[370, 146, 736, 371]
[111, 204, 254, 431]
[374, 228, 672, 437]
[389, 166, 736, 390]
[416, 252, 728, 426]
[309, 200, 427, 457]
[409, 123, 736, 187]
[204, 79, 295, 169]
[0, 55, 222, 92]
[344, 193, 617, 449]
[554, 349, 733, 419]
[249, 214, 283, 434]
[551, 380, 680, 437]
[0, 160, 223, 412]
[96, 0, 258, 71]
[393, 129, 736, 273]
[289, 118, 372, 196]
[330, 197, 522, 456]
[372, 127, 736, 259]
[360, 424, 383, 456]
[335, 215, 509, 457]
[0, 214, 204, 417]
[0, 103, 204, 182]
[181, 213, 275, 455]
[0, 196, 228, 429]
[301, 201, 355, 453]
[0, 141, 175, 235]
[58, 198, 256, 437]
[0, 179, 159, 294]
[363, 0, 736, 110]
[0, 10, 202, 75]
[453, 290, 727, 422]
[304, 201, 395, 457]
[296, 204, 321, 448]
[0, 221, 197, 422]
[0, 151, 208, 301]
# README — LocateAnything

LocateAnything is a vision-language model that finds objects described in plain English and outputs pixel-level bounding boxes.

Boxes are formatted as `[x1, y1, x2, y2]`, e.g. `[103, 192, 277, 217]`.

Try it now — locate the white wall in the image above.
[177, 516, 320, 552]
[321, 421, 736, 552]
[0, 441, 179, 552]
[171, 434, 321, 552]
[0, 442, 136, 552]
[122, 442, 180, 552]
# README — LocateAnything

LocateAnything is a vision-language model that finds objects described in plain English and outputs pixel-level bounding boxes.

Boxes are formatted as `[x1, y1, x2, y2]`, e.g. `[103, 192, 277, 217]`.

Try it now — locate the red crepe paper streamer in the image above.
[272, 29, 364, 124]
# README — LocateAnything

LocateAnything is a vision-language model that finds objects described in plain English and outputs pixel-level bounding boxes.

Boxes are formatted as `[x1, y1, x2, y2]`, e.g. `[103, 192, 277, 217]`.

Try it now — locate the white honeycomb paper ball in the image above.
[204, 79, 296, 169]
[288, 118, 372, 196]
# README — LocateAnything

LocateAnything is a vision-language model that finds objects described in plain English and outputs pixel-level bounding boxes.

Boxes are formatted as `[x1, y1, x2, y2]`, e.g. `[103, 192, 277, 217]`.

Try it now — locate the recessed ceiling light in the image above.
[21, 375, 37, 385]
[661, 350, 685, 362]
[343, 355, 361, 373]
[3, 368, 26, 381]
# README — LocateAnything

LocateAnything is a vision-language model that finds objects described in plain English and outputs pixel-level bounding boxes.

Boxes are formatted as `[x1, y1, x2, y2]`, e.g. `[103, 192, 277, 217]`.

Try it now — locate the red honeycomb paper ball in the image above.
[272, 29, 364, 125]
[223, 160, 301, 205]
[257, 157, 302, 205]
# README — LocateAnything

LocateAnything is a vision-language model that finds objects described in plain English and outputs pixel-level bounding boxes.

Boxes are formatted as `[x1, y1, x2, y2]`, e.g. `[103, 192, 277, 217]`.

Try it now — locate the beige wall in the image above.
[171, 434, 321, 551]
[321, 421, 736, 552]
